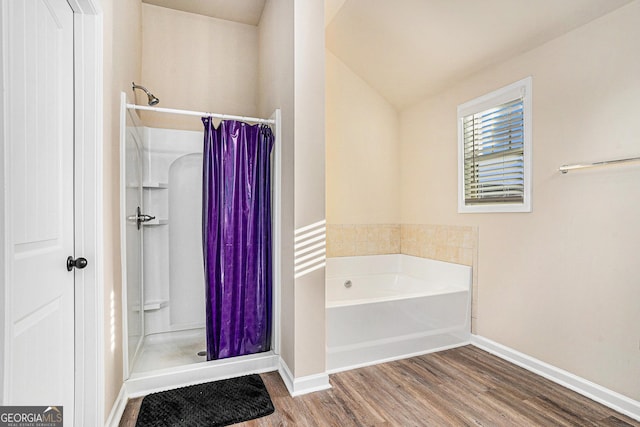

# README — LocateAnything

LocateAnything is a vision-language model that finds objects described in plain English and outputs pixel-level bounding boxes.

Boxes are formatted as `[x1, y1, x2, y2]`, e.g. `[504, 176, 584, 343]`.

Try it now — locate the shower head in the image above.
[132, 82, 160, 106]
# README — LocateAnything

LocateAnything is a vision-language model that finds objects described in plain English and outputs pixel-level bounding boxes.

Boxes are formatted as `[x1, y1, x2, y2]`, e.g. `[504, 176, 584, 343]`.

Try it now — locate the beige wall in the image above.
[103, 0, 142, 419]
[400, 1, 640, 400]
[293, 0, 326, 378]
[325, 51, 400, 224]
[141, 4, 259, 131]
[258, 0, 296, 373]
[259, 0, 327, 378]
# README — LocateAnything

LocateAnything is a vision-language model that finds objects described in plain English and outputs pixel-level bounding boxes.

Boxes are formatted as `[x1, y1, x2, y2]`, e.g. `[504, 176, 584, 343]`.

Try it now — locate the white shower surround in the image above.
[142, 126, 205, 335]
[122, 113, 283, 397]
[326, 254, 472, 372]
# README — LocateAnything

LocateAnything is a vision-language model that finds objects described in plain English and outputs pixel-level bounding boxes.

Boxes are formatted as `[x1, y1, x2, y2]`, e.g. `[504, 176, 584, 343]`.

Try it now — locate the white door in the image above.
[2, 0, 75, 424]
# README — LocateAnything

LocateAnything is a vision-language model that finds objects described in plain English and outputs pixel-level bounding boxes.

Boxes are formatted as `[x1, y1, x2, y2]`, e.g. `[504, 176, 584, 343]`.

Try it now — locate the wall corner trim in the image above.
[104, 384, 128, 427]
[278, 358, 331, 397]
[471, 335, 640, 422]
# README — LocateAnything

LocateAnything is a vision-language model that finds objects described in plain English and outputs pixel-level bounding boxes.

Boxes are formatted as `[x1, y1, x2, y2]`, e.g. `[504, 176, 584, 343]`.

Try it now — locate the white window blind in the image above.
[462, 98, 524, 205]
[457, 76, 531, 213]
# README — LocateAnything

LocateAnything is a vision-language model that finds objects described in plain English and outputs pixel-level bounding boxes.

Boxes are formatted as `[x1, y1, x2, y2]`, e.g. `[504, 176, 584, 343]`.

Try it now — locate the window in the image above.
[457, 77, 532, 213]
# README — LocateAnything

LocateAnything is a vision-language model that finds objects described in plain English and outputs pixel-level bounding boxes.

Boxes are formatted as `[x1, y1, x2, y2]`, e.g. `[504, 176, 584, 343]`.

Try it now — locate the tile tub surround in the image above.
[326, 224, 476, 266]
[401, 224, 477, 267]
[326, 223, 479, 332]
[326, 224, 401, 257]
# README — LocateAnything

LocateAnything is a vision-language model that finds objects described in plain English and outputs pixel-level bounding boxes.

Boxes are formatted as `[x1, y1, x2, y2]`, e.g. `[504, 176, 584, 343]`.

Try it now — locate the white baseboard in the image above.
[471, 335, 640, 422]
[104, 384, 128, 427]
[278, 358, 331, 397]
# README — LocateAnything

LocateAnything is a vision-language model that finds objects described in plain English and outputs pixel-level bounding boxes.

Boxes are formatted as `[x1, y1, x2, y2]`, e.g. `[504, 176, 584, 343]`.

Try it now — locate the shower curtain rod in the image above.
[126, 103, 276, 125]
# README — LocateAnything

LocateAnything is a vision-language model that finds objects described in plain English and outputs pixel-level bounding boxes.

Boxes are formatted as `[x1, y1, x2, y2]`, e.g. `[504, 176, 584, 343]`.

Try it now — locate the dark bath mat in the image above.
[135, 374, 275, 427]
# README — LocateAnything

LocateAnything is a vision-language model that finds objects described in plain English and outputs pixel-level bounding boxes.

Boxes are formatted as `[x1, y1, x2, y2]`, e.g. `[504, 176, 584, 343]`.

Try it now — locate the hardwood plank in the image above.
[598, 416, 640, 427]
[118, 346, 640, 427]
[374, 361, 473, 426]
[118, 396, 143, 427]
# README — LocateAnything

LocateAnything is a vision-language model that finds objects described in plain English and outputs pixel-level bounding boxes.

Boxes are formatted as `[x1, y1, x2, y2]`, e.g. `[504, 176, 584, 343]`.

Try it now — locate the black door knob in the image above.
[67, 256, 88, 271]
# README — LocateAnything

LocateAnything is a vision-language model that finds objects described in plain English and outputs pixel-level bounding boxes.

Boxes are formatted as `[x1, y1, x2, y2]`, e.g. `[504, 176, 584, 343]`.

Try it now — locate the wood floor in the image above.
[119, 345, 639, 426]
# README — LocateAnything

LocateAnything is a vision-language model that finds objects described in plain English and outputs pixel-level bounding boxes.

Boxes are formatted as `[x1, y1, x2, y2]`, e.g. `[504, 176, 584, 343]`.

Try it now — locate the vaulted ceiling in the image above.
[143, 0, 633, 110]
[326, 0, 633, 109]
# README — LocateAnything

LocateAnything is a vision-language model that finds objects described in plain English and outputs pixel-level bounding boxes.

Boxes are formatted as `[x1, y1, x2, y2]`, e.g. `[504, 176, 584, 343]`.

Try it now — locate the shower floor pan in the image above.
[126, 328, 279, 397]
[132, 328, 206, 374]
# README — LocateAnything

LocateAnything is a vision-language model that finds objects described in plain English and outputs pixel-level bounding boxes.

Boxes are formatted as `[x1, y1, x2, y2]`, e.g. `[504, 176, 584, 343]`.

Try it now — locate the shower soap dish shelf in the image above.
[133, 300, 169, 312]
[142, 182, 168, 189]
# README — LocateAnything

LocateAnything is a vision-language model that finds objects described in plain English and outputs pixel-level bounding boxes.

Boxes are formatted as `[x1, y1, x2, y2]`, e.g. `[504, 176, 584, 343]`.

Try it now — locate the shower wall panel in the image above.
[143, 127, 205, 335]
[168, 154, 205, 327]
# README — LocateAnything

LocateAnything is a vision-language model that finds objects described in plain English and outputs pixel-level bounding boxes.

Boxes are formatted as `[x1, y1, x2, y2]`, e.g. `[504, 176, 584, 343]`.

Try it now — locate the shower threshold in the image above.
[126, 328, 279, 397]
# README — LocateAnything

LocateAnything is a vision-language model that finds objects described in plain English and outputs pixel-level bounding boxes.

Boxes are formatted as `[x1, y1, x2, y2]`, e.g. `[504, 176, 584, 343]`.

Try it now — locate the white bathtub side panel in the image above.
[327, 335, 469, 373]
[325, 254, 472, 372]
[327, 292, 469, 348]
[326, 291, 471, 372]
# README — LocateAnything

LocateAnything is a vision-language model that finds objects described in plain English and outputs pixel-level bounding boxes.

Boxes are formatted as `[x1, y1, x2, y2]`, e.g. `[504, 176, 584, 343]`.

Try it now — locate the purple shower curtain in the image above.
[201, 117, 273, 361]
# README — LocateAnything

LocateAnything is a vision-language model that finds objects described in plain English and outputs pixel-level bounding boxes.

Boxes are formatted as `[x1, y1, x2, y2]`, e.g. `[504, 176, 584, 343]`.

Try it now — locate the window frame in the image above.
[457, 76, 532, 213]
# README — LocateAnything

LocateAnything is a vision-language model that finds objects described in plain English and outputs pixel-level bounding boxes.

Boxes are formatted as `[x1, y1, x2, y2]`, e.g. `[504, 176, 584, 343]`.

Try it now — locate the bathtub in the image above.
[326, 254, 471, 372]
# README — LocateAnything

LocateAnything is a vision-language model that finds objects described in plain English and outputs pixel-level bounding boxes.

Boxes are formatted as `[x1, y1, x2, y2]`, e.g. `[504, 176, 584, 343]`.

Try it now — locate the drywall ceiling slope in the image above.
[326, 0, 347, 27]
[326, 0, 633, 110]
[142, 0, 266, 25]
